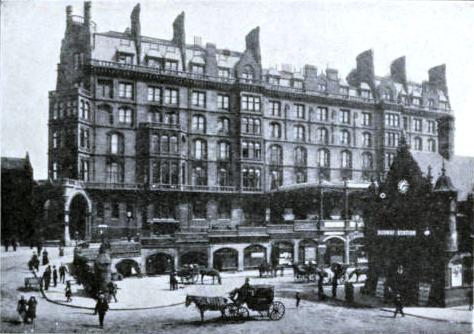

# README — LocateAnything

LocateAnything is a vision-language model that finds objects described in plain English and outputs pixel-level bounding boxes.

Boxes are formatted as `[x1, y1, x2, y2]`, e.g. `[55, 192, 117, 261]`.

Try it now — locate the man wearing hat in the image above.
[94, 293, 109, 328]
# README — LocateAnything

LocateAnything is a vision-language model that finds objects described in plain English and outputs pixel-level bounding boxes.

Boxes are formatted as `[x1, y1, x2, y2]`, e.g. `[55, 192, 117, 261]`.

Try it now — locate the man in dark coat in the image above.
[11, 238, 17, 251]
[26, 296, 37, 324]
[59, 263, 68, 283]
[43, 266, 52, 291]
[4, 239, 9, 252]
[332, 272, 338, 298]
[393, 293, 404, 318]
[17, 295, 27, 323]
[94, 294, 109, 328]
[53, 266, 58, 287]
[317, 268, 326, 300]
[42, 249, 49, 266]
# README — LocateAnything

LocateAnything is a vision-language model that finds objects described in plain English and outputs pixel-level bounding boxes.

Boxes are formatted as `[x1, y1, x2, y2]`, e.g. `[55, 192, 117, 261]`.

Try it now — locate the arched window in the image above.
[84, 102, 90, 120]
[218, 117, 230, 133]
[109, 132, 123, 155]
[218, 141, 231, 160]
[160, 135, 169, 153]
[428, 138, 436, 152]
[317, 127, 328, 144]
[340, 130, 351, 145]
[294, 125, 305, 141]
[241, 65, 254, 83]
[341, 150, 352, 169]
[362, 132, 372, 147]
[192, 114, 206, 132]
[318, 149, 330, 167]
[362, 152, 373, 169]
[269, 145, 283, 164]
[194, 139, 207, 160]
[242, 117, 249, 133]
[295, 146, 307, 166]
[53, 131, 58, 149]
[414, 137, 423, 151]
[118, 107, 133, 125]
[270, 122, 281, 138]
[192, 166, 207, 186]
[80, 100, 85, 118]
[170, 136, 178, 154]
[253, 119, 261, 134]
[217, 168, 229, 187]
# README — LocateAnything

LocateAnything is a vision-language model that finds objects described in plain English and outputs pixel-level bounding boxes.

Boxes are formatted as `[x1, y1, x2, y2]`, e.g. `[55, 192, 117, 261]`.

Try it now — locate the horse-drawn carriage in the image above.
[186, 284, 285, 322]
[176, 265, 221, 285]
[258, 262, 285, 278]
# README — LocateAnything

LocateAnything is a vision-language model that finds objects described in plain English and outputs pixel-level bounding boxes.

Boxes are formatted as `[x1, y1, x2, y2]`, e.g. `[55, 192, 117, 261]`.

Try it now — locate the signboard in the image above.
[418, 282, 431, 306]
[451, 264, 463, 287]
[377, 230, 416, 237]
[304, 247, 316, 261]
[251, 252, 264, 258]
[376, 278, 386, 299]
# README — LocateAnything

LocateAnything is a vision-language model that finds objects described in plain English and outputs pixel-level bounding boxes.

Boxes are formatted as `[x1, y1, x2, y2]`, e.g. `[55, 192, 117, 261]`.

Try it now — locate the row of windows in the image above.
[52, 100, 90, 121]
[190, 114, 230, 133]
[385, 113, 436, 134]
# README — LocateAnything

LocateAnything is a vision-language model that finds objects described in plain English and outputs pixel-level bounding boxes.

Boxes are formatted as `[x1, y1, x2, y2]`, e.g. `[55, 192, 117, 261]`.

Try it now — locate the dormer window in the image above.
[293, 80, 303, 89]
[383, 91, 392, 101]
[361, 89, 371, 99]
[165, 60, 178, 71]
[117, 52, 133, 65]
[191, 64, 205, 75]
[339, 87, 349, 96]
[147, 57, 162, 69]
[268, 76, 280, 85]
[218, 67, 230, 78]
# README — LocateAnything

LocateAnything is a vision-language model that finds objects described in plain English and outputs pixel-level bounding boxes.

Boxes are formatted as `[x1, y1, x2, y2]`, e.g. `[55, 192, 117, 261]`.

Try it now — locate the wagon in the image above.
[224, 284, 285, 321]
[176, 265, 200, 284]
[24, 276, 41, 291]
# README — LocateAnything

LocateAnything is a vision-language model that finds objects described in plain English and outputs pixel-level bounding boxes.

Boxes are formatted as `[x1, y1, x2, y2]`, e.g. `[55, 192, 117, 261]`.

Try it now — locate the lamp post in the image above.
[127, 211, 132, 242]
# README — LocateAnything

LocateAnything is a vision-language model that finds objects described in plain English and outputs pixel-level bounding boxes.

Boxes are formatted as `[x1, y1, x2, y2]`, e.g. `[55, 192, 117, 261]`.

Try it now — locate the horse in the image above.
[259, 262, 274, 278]
[185, 295, 228, 322]
[177, 265, 200, 284]
[348, 267, 369, 282]
[199, 268, 222, 285]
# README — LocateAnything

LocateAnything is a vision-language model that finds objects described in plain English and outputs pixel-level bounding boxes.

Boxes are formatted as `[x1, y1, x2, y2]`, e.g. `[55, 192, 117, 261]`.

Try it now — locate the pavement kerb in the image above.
[379, 308, 472, 325]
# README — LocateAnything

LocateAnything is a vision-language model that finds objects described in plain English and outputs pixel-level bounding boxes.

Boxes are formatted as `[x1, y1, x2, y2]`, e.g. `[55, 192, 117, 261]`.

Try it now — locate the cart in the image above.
[223, 284, 285, 321]
[176, 265, 200, 284]
[24, 276, 41, 291]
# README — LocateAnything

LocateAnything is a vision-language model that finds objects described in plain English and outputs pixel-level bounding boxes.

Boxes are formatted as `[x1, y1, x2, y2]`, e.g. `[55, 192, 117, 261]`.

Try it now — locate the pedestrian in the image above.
[295, 292, 301, 307]
[17, 295, 27, 323]
[332, 272, 338, 298]
[59, 263, 68, 283]
[59, 244, 64, 257]
[65, 281, 72, 302]
[169, 271, 177, 290]
[318, 270, 326, 301]
[393, 293, 404, 318]
[94, 293, 109, 328]
[53, 266, 58, 287]
[43, 265, 51, 291]
[25, 296, 37, 324]
[11, 238, 17, 251]
[33, 254, 40, 271]
[107, 281, 118, 302]
[4, 239, 9, 252]
[37, 242, 42, 257]
[42, 249, 49, 266]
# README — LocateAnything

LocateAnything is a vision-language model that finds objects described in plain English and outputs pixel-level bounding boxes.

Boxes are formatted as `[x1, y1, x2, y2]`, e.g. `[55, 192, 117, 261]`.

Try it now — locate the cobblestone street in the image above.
[1, 247, 471, 334]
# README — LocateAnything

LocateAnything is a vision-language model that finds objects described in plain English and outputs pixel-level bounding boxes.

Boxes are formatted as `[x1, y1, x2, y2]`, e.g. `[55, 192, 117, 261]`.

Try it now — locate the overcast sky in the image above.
[1, 0, 473, 180]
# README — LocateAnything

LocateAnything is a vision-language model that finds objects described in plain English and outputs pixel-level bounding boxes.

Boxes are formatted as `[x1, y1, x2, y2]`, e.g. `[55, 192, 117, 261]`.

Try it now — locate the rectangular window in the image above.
[317, 107, 328, 122]
[268, 76, 280, 85]
[164, 88, 179, 105]
[385, 153, 395, 170]
[384, 113, 400, 128]
[80, 159, 89, 181]
[385, 132, 400, 147]
[361, 89, 372, 99]
[241, 95, 261, 112]
[293, 80, 303, 89]
[165, 60, 178, 71]
[295, 104, 305, 119]
[191, 64, 204, 74]
[97, 79, 113, 98]
[147, 86, 161, 102]
[362, 112, 372, 126]
[52, 162, 58, 180]
[217, 94, 229, 110]
[192, 91, 206, 107]
[118, 82, 133, 99]
[218, 68, 230, 78]
[428, 120, 436, 134]
[270, 101, 281, 117]
[414, 118, 423, 132]
[340, 109, 351, 124]
[403, 117, 408, 130]
[112, 203, 120, 218]
[117, 53, 133, 65]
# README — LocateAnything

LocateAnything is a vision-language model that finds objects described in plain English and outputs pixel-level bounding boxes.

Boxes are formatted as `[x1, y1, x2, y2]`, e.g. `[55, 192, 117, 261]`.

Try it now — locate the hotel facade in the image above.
[47, 3, 456, 273]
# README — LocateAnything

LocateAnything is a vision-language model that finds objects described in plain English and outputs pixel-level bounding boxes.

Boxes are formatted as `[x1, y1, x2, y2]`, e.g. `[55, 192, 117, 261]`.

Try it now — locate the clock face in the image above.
[398, 179, 409, 194]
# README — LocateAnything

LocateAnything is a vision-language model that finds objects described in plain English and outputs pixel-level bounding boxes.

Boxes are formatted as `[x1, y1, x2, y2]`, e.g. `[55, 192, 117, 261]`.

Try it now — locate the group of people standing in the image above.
[3, 238, 18, 252]
[16, 296, 37, 324]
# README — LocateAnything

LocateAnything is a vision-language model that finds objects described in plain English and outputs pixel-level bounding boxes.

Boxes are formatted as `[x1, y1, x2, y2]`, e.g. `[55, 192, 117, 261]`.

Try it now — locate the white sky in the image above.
[1, 0, 473, 179]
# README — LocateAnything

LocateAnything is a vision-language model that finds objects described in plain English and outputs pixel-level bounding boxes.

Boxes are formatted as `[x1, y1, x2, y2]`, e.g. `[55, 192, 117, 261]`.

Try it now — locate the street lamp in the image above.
[127, 211, 132, 242]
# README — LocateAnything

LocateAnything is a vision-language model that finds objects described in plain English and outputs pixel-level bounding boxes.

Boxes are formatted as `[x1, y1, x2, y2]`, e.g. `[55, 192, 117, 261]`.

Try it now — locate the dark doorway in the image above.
[214, 248, 239, 271]
[69, 195, 89, 241]
[180, 251, 208, 267]
[115, 259, 140, 277]
[146, 253, 174, 275]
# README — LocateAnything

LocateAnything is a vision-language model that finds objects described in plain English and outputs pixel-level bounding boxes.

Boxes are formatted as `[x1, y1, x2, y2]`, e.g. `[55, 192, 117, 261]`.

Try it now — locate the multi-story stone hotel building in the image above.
[47, 3, 456, 273]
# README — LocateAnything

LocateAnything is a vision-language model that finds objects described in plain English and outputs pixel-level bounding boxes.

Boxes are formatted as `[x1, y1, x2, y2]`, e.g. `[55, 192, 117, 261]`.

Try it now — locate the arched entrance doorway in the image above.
[244, 245, 267, 269]
[180, 251, 208, 267]
[146, 253, 174, 275]
[213, 248, 238, 271]
[324, 237, 345, 265]
[115, 259, 140, 277]
[69, 195, 89, 241]
[349, 238, 367, 266]
[271, 241, 293, 266]
[299, 239, 318, 264]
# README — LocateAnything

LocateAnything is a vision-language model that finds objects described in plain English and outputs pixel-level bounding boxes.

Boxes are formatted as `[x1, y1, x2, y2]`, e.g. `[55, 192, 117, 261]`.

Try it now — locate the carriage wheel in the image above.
[238, 307, 249, 319]
[223, 304, 239, 319]
[268, 301, 285, 320]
